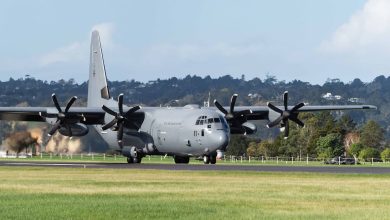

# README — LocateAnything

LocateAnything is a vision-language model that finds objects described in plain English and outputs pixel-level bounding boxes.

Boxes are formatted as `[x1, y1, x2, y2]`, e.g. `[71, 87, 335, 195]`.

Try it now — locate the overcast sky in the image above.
[2, 0, 389, 84]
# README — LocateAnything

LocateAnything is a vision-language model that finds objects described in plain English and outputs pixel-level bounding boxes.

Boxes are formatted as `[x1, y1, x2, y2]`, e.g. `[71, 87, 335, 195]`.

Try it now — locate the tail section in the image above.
[87, 30, 110, 107]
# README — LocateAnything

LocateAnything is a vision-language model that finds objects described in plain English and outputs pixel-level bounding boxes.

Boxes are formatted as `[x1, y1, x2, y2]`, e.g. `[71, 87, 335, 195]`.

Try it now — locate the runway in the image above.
[1, 160, 390, 174]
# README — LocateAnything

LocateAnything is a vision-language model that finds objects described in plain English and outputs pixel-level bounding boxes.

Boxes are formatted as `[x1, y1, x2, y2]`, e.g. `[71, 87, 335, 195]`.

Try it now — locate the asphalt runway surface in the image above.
[1, 160, 390, 174]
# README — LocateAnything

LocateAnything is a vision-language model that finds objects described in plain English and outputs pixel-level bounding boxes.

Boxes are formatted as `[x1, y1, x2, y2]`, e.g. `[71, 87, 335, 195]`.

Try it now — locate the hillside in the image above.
[0, 74, 387, 140]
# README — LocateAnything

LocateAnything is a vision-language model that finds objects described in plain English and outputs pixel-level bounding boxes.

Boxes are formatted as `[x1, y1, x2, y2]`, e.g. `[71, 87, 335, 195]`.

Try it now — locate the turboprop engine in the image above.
[214, 94, 257, 135]
[267, 91, 305, 138]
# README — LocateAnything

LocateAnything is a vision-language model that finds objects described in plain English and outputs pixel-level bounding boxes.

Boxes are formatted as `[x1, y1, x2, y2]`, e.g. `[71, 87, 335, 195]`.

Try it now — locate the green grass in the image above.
[1, 167, 390, 219]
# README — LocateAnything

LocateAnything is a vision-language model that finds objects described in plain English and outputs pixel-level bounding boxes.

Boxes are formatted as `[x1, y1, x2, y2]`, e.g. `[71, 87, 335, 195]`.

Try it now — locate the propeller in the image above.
[214, 94, 253, 134]
[47, 94, 78, 137]
[101, 93, 141, 147]
[267, 91, 305, 138]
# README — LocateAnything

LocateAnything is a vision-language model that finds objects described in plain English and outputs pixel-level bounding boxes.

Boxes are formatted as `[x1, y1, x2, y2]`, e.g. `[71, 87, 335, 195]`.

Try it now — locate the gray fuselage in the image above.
[93, 105, 230, 157]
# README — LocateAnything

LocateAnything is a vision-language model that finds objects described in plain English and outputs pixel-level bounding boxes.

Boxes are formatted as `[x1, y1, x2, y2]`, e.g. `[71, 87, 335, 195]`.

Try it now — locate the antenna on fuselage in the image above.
[204, 92, 211, 107]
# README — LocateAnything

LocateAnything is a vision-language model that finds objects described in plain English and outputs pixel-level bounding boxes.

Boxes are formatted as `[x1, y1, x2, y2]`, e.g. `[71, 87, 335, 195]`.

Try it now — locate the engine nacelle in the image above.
[58, 123, 89, 137]
[230, 122, 257, 135]
[242, 122, 257, 134]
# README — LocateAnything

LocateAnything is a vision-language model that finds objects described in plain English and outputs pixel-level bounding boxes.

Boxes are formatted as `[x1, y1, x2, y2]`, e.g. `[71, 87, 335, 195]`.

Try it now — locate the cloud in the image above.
[320, 0, 390, 53]
[39, 22, 115, 67]
[91, 22, 115, 48]
[39, 42, 85, 66]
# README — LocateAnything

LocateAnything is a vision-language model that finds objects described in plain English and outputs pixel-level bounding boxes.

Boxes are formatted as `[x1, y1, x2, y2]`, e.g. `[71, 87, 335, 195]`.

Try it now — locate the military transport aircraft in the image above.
[0, 31, 376, 164]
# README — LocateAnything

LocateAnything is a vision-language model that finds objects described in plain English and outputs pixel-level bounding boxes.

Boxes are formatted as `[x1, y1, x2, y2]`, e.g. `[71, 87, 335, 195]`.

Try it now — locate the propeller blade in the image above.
[284, 120, 290, 138]
[283, 91, 288, 110]
[66, 124, 73, 137]
[291, 102, 305, 112]
[117, 123, 124, 144]
[267, 115, 284, 128]
[290, 117, 305, 127]
[51, 94, 62, 113]
[214, 100, 228, 115]
[125, 106, 141, 118]
[48, 120, 61, 136]
[267, 102, 283, 114]
[102, 105, 117, 116]
[65, 96, 77, 113]
[118, 94, 124, 115]
[102, 118, 118, 130]
[230, 94, 238, 113]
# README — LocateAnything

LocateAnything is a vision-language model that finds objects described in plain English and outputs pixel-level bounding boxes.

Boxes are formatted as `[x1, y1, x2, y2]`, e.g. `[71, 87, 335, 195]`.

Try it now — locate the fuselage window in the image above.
[208, 118, 214, 124]
[214, 118, 220, 123]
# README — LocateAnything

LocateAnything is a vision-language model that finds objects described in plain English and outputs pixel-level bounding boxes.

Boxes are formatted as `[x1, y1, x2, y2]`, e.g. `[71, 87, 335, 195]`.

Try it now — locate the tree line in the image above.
[226, 112, 387, 161]
[0, 74, 389, 154]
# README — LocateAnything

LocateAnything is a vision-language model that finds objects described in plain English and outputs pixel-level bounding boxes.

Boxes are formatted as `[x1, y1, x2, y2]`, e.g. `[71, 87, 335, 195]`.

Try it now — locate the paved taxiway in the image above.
[1, 161, 390, 174]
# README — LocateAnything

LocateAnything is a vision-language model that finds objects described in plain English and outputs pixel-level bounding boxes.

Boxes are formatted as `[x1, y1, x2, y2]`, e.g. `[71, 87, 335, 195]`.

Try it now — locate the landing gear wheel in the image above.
[133, 156, 142, 164]
[210, 154, 217, 164]
[174, 156, 190, 164]
[203, 155, 210, 164]
[127, 156, 142, 164]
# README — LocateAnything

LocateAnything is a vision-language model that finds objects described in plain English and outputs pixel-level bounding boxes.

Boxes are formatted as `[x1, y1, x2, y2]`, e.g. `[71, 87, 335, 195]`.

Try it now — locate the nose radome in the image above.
[217, 132, 229, 150]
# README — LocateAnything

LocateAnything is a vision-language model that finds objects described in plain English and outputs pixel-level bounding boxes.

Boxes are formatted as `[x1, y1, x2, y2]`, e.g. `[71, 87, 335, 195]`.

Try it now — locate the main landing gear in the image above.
[203, 153, 217, 164]
[174, 156, 190, 164]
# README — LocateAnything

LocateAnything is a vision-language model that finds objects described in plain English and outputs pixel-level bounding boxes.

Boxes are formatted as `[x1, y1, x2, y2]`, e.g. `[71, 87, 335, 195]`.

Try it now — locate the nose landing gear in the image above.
[126, 156, 142, 163]
[203, 153, 217, 164]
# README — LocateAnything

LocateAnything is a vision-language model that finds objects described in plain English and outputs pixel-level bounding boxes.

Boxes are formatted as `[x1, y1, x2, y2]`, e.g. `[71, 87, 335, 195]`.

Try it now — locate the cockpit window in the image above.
[195, 116, 206, 125]
[219, 115, 229, 129]
[195, 116, 222, 125]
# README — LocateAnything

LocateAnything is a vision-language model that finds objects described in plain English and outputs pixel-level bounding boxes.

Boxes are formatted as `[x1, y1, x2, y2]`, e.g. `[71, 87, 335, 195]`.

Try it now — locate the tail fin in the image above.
[87, 30, 110, 107]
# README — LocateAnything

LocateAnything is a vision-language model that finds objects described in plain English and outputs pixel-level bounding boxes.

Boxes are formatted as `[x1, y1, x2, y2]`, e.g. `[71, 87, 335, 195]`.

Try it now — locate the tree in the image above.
[360, 120, 384, 149]
[347, 143, 363, 161]
[226, 135, 249, 156]
[314, 112, 336, 136]
[381, 148, 390, 162]
[335, 114, 356, 135]
[246, 142, 259, 157]
[359, 148, 380, 162]
[258, 140, 278, 157]
[344, 132, 360, 153]
[316, 133, 344, 159]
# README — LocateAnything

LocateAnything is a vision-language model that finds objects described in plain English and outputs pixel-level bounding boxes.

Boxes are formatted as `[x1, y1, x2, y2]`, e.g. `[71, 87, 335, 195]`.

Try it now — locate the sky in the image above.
[1, 0, 389, 85]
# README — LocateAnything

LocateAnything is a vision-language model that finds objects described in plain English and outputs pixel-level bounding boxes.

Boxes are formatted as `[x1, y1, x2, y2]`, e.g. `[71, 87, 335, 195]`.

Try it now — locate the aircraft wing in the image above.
[212, 103, 377, 135]
[0, 107, 106, 124]
[228, 104, 377, 121]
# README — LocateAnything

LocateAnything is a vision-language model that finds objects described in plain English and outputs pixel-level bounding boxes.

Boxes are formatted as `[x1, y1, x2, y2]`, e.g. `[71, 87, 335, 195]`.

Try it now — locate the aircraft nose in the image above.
[215, 131, 229, 150]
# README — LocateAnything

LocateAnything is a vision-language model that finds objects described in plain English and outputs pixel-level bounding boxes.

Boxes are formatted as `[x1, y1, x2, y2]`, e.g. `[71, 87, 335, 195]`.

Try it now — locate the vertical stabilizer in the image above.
[87, 30, 110, 107]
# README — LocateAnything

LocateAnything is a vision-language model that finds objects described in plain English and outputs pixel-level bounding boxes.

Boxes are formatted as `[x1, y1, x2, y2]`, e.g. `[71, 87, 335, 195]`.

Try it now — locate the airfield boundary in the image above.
[1, 154, 390, 167]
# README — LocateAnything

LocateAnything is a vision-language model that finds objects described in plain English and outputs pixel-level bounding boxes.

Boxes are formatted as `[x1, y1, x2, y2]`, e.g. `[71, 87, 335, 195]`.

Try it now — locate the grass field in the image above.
[1, 167, 390, 219]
